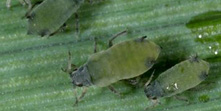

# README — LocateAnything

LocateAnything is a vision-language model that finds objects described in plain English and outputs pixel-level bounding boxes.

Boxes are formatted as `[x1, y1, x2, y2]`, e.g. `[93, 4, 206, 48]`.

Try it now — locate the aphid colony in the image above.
[7, 0, 210, 108]
[62, 30, 210, 107]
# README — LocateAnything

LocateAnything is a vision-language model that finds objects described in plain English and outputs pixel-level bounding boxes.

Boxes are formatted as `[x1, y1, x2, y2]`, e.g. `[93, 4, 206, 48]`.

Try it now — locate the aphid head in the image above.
[70, 65, 92, 87]
[144, 81, 164, 100]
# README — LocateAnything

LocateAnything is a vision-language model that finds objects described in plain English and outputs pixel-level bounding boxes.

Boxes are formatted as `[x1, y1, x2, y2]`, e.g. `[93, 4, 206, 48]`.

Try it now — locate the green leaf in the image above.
[0, 0, 221, 111]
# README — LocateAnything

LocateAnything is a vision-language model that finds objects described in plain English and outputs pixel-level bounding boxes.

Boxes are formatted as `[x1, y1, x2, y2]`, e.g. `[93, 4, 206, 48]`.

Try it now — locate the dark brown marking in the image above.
[26, 12, 35, 20]
[134, 36, 147, 42]
[199, 71, 208, 80]
[50, 23, 67, 36]
[108, 85, 122, 97]
[39, 29, 50, 37]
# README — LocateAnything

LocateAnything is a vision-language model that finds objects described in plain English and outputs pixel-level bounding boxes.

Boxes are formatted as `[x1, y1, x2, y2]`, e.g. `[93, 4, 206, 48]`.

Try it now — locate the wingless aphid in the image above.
[63, 31, 161, 104]
[144, 57, 210, 108]
[26, 0, 84, 36]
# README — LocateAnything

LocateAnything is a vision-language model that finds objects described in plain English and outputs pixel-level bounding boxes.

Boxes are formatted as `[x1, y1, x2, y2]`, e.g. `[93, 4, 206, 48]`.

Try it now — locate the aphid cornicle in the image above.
[144, 57, 210, 107]
[27, 0, 84, 36]
[64, 31, 161, 103]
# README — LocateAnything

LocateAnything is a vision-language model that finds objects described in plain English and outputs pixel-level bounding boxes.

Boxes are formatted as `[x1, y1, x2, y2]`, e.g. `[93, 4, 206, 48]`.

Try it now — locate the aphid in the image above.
[27, 0, 84, 36]
[144, 57, 210, 107]
[63, 31, 161, 103]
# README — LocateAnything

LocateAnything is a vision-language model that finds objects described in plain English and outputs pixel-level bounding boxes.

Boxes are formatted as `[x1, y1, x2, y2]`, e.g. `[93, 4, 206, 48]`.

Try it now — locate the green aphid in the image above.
[144, 57, 210, 107]
[64, 31, 161, 104]
[27, 0, 84, 36]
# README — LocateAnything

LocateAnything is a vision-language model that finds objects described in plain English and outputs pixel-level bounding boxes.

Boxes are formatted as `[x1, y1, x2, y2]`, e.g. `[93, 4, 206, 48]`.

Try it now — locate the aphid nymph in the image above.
[26, 0, 84, 36]
[144, 56, 210, 107]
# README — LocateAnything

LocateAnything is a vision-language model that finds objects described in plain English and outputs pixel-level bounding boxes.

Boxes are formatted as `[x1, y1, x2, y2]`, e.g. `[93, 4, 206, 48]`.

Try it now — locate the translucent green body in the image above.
[27, 0, 84, 36]
[86, 39, 161, 87]
[144, 59, 210, 99]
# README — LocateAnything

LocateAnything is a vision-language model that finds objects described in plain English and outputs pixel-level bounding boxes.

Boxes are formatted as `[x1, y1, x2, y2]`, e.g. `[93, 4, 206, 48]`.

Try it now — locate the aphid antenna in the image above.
[111, 30, 127, 40]
[108, 30, 127, 47]
[74, 87, 88, 105]
[135, 36, 147, 42]
[61, 51, 77, 74]
[144, 70, 155, 87]
[141, 36, 147, 40]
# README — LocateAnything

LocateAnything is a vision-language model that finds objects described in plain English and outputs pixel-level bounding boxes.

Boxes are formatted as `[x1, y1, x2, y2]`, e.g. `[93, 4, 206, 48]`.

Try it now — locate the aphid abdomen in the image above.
[87, 39, 161, 87]
[157, 59, 210, 97]
[27, 0, 84, 36]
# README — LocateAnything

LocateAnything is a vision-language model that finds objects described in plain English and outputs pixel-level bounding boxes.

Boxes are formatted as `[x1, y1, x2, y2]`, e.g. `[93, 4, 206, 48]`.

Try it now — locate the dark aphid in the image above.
[144, 57, 210, 107]
[64, 31, 161, 104]
[27, 0, 84, 36]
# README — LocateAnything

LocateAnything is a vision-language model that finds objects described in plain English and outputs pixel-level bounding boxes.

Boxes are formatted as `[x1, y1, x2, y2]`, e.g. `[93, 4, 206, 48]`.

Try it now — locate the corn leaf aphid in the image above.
[64, 31, 161, 103]
[27, 0, 84, 36]
[144, 57, 210, 107]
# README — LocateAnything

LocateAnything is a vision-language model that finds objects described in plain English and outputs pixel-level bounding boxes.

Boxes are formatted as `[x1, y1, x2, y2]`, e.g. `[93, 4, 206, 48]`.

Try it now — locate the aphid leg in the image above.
[144, 70, 155, 87]
[108, 30, 127, 47]
[108, 85, 122, 97]
[24, 1, 42, 18]
[6, 0, 11, 9]
[75, 13, 79, 35]
[174, 95, 189, 104]
[94, 37, 98, 53]
[61, 51, 77, 74]
[126, 77, 141, 86]
[74, 87, 88, 105]
[19, 0, 26, 6]
[24, 0, 32, 10]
